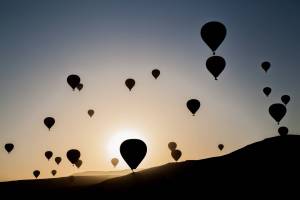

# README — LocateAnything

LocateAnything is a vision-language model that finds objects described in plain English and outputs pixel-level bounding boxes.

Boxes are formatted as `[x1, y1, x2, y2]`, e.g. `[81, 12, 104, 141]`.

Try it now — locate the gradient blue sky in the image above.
[0, 0, 299, 181]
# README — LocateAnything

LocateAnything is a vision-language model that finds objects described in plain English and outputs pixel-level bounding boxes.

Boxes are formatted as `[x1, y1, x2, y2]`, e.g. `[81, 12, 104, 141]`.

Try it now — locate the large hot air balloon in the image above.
[44, 117, 55, 131]
[263, 87, 272, 97]
[206, 56, 226, 80]
[88, 109, 94, 118]
[67, 74, 81, 91]
[4, 143, 14, 153]
[152, 69, 160, 79]
[218, 144, 224, 151]
[171, 149, 182, 162]
[75, 159, 82, 168]
[261, 61, 271, 73]
[168, 142, 177, 151]
[67, 149, 81, 165]
[51, 170, 57, 176]
[77, 83, 83, 91]
[120, 139, 147, 171]
[269, 103, 287, 125]
[111, 158, 119, 168]
[55, 157, 62, 165]
[33, 170, 40, 178]
[125, 78, 135, 91]
[278, 126, 289, 136]
[186, 99, 200, 116]
[45, 151, 53, 161]
[281, 95, 290, 105]
[201, 21, 226, 55]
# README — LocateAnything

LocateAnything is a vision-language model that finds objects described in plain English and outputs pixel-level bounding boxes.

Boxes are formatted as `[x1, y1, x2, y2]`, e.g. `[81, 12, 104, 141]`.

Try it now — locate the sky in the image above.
[0, 0, 299, 181]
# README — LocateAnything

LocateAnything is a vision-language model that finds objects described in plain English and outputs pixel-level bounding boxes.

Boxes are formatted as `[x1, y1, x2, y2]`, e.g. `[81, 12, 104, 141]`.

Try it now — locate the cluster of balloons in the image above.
[168, 142, 182, 162]
[67, 74, 83, 91]
[124, 69, 161, 91]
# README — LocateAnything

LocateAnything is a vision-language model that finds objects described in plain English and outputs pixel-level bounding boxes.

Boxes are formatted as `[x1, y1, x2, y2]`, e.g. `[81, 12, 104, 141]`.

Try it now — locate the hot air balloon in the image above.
[4, 143, 14, 153]
[120, 139, 147, 171]
[125, 78, 135, 91]
[55, 157, 62, 165]
[278, 126, 289, 136]
[75, 160, 82, 168]
[269, 103, 287, 125]
[87, 109, 94, 118]
[67, 149, 81, 165]
[77, 83, 83, 91]
[111, 158, 119, 168]
[261, 61, 271, 73]
[263, 87, 272, 97]
[44, 117, 55, 130]
[171, 149, 182, 162]
[186, 99, 200, 116]
[206, 56, 226, 80]
[152, 69, 160, 79]
[67, 74, 81, 91]
[51, 170, 57, 176]
[45, 151, 53, 161]
[281, 95, 290, 105]
[168, 142, 177, 151]
[33, 170, 40, 178]
[218, 144, 224, 151]
[201, 21, 226, 55]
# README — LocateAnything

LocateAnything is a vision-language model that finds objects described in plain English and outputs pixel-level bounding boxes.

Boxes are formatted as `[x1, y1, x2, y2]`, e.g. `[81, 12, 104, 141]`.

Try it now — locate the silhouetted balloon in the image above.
[206, 56, 226, 80]
[218, 144, 224, 151]
[4, 143, 14, 153]
[186, 99, 200, 116]
[67, 74, 81, 91]
[77, 83, 83, 91]
[201, 21, 226, 55]
[88, 109, 94, 118]
[125, 78, 135, 91]
[152, 69, 160, 79]
[33, 170, 40, 178]
[278, 126, 289, 136]
[111, 158, 119, 167]
[55, 157, 62, 165]
[269, 103, 287, 125]
[120, 139, 147, 170]
[51, 170, 57, 176]
[261, 61, 271, 73]
[44, 117, 55, 130]
[67, 149, 81, 165]
[281, 95, 290, 105]
[263, 87, 272, 97]
[168, 142, 177, 151]
[171, 149, 182, 162]
[75, 159, 82, 168]
[45, 151, 53, 160]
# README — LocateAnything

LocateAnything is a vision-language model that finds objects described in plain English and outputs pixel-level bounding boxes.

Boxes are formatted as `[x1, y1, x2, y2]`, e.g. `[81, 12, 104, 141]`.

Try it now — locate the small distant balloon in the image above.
[111, 158, 119, 168]
[88, 109, 94, 118]
[201, 21, 227, 55]
[67, 74, 81, 91]
[218, 144, 224, 151]
[269, 103, 287, 125]
[263, 87, 272, 97]
[51, 170, 57, 176]
[45, 151, 53, 161]
[261, 61, 271, 73]
[33, 170, 40, 178]
[281, 95, 290, 105]
[186, 99, 201, 116]
[67, 149, 81, 165]
[278, 126, 289, 136]
[77, 83, 83, 91]
[4, 143, 14, 153]
[206, 56, 226, 80]
[171, 149, 182, 162]
[120, 139, 147, 171]
[125, 78, 135, 91]
[168, 142, 177, 151]
[75, 160, 82, 168]
[55, 157, 62, 165]
[44, 117, 55, 130]
[152, 69, 160, 79]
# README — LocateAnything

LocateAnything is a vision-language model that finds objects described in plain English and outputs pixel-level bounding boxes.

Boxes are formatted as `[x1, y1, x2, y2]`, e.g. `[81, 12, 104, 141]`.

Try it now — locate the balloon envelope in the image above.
[171, 149, 182, 161]
[55, 157, 62, 165]
[281, 95, 290, 105]
[152, 69, 160, 79]
[67, 74, 81, 90]
[75, 159, 82, 168]
[44, 117, 55, 130]
[218, 144, 224, 151]
[45, 151, 53, 160]
[263, 87, 272, 97]
[51, 170, 57, 176]
[33, 170, 40, 178]
[168, 142, 177, 151]
[278, 126, 289, 136]
[88, 109, 94, 117]
[261, 61, 271, 73]
[77, 83, 83, 91]
[111, 158, 119, 167]
[125, 79, 135, 91]
[269, 103, 287, 125]
[206, 56, 226, 80]
[67, 149, 81, 165]
[201, 21, 226, 54]
[4, 143, 14, 153]
[186, 99, 201, 116]
[120, 139, 147, 170]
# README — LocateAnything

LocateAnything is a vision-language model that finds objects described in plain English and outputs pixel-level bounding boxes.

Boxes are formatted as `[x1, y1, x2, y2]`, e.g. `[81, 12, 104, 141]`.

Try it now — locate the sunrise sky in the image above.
[0, 0, 299, 181]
